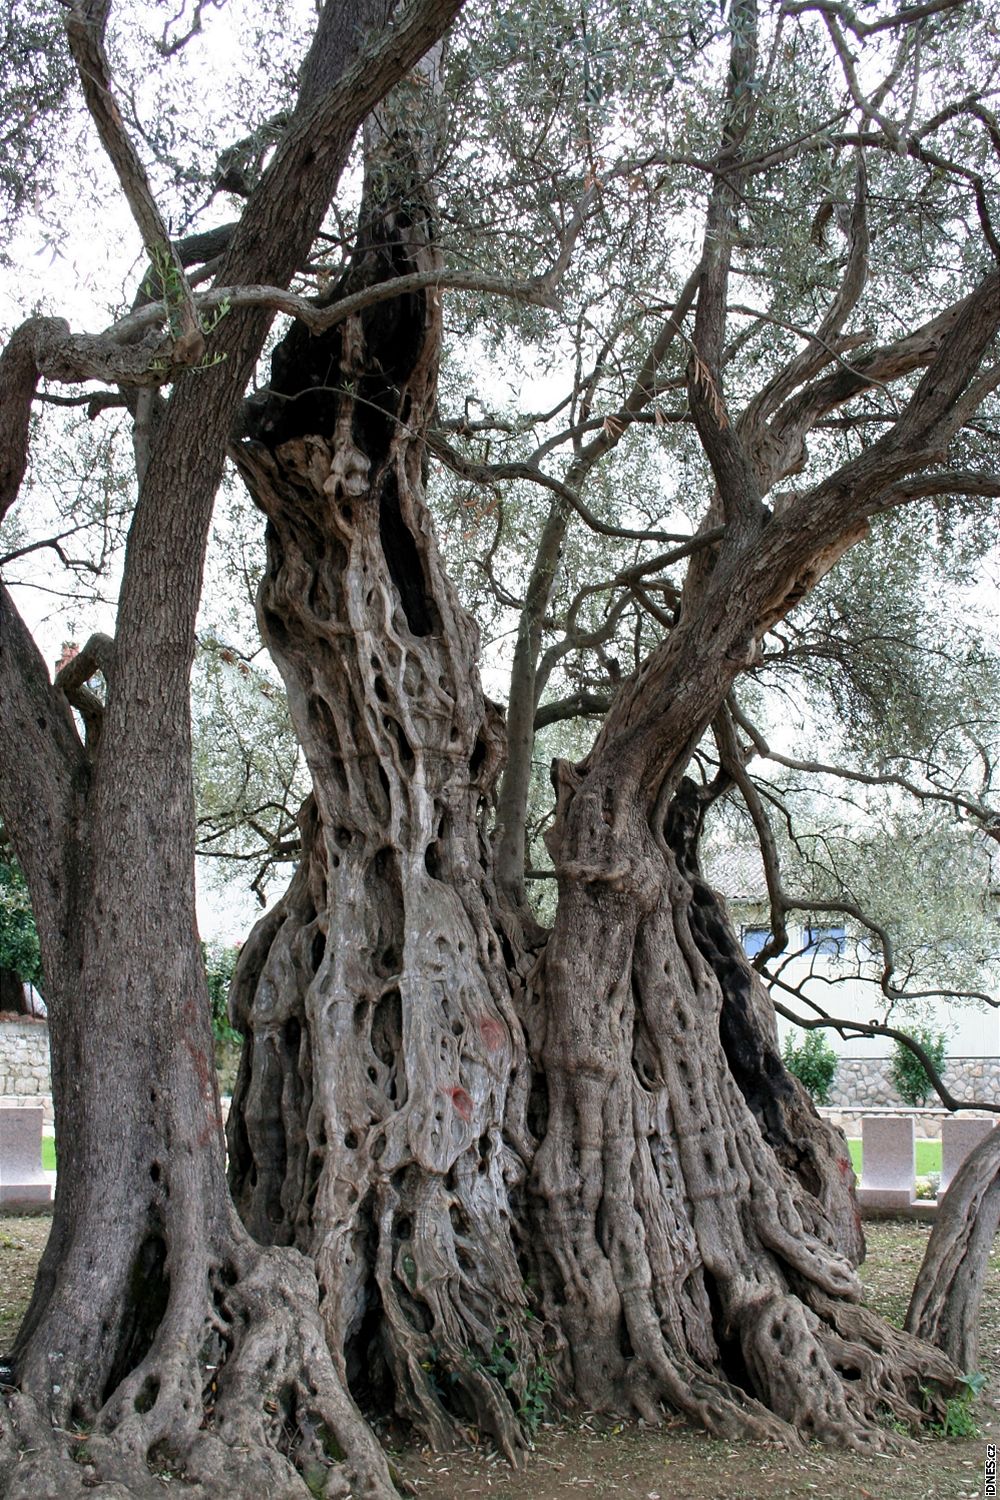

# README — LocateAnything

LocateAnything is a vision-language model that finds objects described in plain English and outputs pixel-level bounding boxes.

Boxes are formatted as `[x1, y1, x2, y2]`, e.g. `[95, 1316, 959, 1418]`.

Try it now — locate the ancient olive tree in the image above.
[1, 0, 999, 1495]
[226, 0, 999, 1466]
[0, 2, 465, 1496]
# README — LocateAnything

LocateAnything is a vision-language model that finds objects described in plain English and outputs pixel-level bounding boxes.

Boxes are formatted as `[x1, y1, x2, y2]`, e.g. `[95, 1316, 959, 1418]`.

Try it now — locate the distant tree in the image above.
[891, 1028, 949, 1108]
[0, 852, 42, 990]
[782, 1030, 838, 1106]
[192, 634, 305, 907]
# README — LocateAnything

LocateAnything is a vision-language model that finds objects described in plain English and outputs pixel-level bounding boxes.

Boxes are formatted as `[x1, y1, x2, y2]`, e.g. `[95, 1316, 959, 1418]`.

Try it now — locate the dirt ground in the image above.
[1, 1218, 997, 1499]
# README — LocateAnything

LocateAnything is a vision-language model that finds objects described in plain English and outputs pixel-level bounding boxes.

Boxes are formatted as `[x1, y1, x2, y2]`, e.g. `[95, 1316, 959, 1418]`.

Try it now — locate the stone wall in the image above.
[1, 1021, 995, 1137]
[0, 1020, 53, 1122]
[819, 1103, 999, 1139]
[826, 1055, 1000, 1113]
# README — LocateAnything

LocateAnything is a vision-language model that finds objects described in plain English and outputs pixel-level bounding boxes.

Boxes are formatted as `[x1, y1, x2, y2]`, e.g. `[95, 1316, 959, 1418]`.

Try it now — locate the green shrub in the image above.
[201, 943, 242, 1094]
[924, 1372, 985, 1438]
[202, 941, 241, 1045]
[782, 1029, 838, 1105]
[0, 855, 42, 985]
[889, 1028, 947, 1107]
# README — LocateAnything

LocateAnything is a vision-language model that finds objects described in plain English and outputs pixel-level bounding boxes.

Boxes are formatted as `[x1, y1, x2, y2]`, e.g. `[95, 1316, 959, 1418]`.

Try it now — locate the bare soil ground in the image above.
[2, 1217, 997, 1499]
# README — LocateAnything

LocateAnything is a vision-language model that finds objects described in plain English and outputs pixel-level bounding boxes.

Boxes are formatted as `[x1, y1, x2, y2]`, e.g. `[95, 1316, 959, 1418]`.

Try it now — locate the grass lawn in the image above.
[41, 1138, 945, 1179]
[846, 1137, 941, 1176]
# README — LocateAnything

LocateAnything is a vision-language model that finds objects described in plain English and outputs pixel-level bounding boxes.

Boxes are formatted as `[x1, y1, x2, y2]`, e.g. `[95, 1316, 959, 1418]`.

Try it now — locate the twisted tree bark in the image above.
[529, 754, 955, 1447]
[229, 90, 543, 1458]
[907, 1125, 1000, 1373]
[223, 64, 976, 1468]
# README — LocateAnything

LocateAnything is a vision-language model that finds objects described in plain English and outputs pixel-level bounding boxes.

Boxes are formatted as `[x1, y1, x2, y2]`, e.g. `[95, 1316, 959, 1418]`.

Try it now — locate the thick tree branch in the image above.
[866, 467, 1000, 516]
[688, 0, 765, 532]
[753, 270, 1000, 626]
[110, 265, 559, 351]
[741, 152, 870, 449]
[757, 286, 988, 491]
[780, 0, 967, 41]
[534, 691, 613, 731]
[55, 632, 115, 757]
[0, 587, 89, 937]
[714, 702, 790, 961]
[771, 989, 999, 1115]
[0, 320, 66, 522]
[65, 0, 204, 364]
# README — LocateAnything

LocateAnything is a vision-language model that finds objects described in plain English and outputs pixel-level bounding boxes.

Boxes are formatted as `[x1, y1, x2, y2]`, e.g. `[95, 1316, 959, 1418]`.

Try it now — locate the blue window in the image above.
[805, 925, 846, 958]
[741, 926, 770, 958]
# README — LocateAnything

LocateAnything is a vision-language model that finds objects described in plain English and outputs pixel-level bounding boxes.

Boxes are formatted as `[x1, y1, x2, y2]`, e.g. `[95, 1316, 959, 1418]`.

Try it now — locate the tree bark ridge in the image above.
[228, 95, 543, 1455]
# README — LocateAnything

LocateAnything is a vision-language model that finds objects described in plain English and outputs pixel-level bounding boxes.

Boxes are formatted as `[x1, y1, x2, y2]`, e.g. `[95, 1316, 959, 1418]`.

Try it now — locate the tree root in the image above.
[0, 1229, 398, 1500]
[526, 823, 965, 1456]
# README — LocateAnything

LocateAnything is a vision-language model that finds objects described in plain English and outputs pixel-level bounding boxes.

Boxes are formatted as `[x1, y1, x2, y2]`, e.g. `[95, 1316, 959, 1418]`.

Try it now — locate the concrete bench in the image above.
[940, 1116, 997, 1194]
[856, 1114, 914, 1211]
[0, 1105, 52, 1211]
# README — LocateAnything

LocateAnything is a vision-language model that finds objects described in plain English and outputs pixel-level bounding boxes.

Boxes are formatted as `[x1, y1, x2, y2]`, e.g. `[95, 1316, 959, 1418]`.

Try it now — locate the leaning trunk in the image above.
[527, 604, 964, 1445]
[907, 1124, 1000, 1372]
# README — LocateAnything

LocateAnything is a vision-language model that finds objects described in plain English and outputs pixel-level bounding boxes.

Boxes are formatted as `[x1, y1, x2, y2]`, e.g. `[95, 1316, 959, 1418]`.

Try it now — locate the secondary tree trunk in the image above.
[907, 1125, 1000, 1373]
[525, 594, 963, 1445]
[0, 595, 397, 1500]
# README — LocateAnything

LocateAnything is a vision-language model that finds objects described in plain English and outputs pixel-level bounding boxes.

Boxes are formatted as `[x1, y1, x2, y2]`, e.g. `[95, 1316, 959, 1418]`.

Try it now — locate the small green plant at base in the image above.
[876, 1407, 912, 1436]
[475, 1328, 555, 1437]
[782, 1029, 838, 1105]
[890, 1028, 947, 1107]
[518, 1360, 554, 1435]
[922, 1372, 985, 1438]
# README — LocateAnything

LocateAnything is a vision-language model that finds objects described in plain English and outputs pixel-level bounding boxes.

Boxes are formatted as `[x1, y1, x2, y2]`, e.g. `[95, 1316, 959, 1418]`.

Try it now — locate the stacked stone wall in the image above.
[1, 1023, 995, 1137]
[0, 1020, 53, 1122]
[826, 1055, 1000, 1113]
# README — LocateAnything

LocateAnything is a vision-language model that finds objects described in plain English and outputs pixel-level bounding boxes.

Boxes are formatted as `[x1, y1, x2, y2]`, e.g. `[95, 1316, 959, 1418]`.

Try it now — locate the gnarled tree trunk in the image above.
[229, 96, 542, 1459]
[530, 750, 956, 1447]
[0, 7, 465, 1497]
[223, 80, 972, 1476]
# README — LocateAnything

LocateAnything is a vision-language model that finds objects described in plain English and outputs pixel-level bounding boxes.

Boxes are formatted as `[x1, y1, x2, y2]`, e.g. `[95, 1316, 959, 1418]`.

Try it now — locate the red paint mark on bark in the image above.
[444, 1086, 473, 1122]
[479, 1016, 505, 1052]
